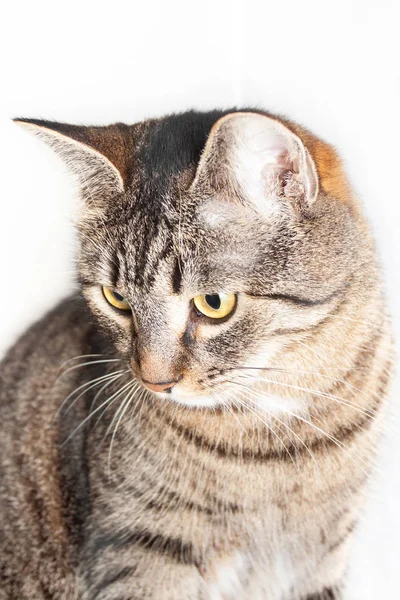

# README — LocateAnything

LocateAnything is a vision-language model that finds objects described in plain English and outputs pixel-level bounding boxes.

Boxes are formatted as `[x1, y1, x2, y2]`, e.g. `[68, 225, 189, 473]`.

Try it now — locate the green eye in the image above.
[102, 286, 131, 311]
[193, 293, 236, 319]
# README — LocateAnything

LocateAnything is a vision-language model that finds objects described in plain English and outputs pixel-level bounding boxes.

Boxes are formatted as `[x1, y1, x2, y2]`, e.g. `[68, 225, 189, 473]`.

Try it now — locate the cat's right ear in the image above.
[13, 119, 130, 208]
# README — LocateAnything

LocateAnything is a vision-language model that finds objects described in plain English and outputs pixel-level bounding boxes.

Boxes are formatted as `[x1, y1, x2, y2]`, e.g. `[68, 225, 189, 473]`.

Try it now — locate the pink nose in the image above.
[142, 376, 182, 394]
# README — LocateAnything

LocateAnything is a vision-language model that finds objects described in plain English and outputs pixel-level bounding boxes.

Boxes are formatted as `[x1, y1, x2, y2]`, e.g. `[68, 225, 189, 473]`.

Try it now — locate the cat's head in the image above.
[16, 110, 373, 410]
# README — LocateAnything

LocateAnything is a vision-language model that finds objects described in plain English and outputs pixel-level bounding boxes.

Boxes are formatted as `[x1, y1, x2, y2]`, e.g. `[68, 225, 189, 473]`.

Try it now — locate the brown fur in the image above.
[283, 120, 352, 206]
[0, 109, 393, 599]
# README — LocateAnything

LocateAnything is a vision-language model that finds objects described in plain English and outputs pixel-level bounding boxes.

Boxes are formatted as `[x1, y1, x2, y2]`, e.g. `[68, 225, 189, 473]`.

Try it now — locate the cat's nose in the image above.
[141, 375, 183, 394]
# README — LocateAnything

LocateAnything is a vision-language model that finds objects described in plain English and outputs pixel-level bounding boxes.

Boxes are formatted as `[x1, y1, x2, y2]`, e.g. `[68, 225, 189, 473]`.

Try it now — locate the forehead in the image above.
[133, 110, 228, 198]
[115, 112, 228, 289]
[82, 111, 292, 294]
[108, 204, 285, 299]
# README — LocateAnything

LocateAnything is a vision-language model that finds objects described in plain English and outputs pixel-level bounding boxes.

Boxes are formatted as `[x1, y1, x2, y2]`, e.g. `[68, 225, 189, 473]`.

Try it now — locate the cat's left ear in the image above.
[192, 112, 319, 215]
[14, 118, 130, 206]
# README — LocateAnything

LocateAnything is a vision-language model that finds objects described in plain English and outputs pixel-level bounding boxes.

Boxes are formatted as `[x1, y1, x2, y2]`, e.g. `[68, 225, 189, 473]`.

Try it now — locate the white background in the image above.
[0, 1, 399, 597]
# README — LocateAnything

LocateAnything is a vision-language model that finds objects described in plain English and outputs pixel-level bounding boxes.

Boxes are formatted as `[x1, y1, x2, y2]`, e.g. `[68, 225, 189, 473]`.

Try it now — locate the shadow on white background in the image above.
[1, 1, 399, 597]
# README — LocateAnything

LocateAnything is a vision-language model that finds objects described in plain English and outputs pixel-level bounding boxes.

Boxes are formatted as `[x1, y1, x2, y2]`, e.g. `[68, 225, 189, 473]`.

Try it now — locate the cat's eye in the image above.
[102, 286, 131, 311]
[193, 293, 236, 319]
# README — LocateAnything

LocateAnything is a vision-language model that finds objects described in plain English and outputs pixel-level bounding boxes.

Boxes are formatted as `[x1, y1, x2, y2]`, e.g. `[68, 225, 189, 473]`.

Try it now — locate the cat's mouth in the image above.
[130, 362, 225, 408]
[141, 378, 221, 408]
[140, 374, 184, 395]
[128, 358, 218, 407]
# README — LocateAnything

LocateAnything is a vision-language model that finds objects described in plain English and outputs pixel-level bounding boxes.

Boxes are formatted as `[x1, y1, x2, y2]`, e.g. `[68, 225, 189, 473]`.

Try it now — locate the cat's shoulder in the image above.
[0, 294, 97, 387]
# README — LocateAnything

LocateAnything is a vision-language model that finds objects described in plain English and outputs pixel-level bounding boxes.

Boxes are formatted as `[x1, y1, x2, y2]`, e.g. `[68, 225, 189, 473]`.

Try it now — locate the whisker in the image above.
[56, 370, 126, 417]
[228, 397, 253, 440]
[216, 391, 249, 439]
[227, 391, 298, 468]
[236, 372, 398, 438]
[238, 364, 380, 408]
[64, 371, 128, 416]
[58, 354, 108, 368]
[55, 354, 125, 379]
[88, 376, 125, 415]
[57, 358, 124, 380]
[61, 380, 135, 447]
[225, 364, 374, 374]
[231, 394, 293, 449]
[107, 384, 139, 474]
[327, 314, 385, 330]
[238, 373, 391, 437]
[236, 372, 380, 423]
[92, 381, 138, 432]
[134, 388, 151, 430]
[103, 381, 139, 444]
[234, 382, 370, 475]
[229, 384, 318, 467]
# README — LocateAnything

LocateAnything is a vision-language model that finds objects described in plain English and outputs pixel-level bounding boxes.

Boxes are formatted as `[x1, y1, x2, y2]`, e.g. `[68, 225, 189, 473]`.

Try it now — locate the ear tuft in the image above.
[14, 118, 130, 207]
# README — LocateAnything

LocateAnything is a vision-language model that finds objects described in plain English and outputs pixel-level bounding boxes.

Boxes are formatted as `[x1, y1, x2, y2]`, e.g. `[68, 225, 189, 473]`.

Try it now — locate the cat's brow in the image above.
[248, 287, 346, 306]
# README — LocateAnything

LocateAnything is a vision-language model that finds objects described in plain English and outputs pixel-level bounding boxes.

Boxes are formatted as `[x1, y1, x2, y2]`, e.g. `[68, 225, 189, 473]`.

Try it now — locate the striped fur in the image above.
[0, 110, 393, 599]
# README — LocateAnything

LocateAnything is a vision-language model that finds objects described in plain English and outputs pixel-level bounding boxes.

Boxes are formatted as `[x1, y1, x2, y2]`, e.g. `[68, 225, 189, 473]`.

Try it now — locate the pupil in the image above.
[113, 291, 124, 302]
[205, 294, 221, 310]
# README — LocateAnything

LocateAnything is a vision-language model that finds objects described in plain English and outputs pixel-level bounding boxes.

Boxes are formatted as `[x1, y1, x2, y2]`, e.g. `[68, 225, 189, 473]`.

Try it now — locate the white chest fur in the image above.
[204, 548, 298, 600]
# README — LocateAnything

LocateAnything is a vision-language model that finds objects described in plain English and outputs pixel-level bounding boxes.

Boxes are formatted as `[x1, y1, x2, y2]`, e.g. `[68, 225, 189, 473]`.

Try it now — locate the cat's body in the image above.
[0, 109, 393, 599]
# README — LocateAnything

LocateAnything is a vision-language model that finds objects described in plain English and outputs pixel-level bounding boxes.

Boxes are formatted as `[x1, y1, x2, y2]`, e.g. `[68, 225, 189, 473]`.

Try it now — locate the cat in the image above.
[0, 109, 393, 600]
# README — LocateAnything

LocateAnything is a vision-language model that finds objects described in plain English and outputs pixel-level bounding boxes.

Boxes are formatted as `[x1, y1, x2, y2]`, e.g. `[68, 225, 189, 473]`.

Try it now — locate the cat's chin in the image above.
[156, 389, 220, 409]
[155, 387, 310, 417]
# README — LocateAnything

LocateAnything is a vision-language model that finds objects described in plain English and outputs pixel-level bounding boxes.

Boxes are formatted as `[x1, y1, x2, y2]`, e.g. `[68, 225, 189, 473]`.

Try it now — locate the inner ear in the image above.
[192, 112, 319, 216]
[14, 119, 131, 208]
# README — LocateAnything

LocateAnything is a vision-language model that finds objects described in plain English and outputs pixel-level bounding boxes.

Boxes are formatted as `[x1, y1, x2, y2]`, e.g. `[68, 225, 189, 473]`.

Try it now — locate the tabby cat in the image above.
[0, 109, 393, 599]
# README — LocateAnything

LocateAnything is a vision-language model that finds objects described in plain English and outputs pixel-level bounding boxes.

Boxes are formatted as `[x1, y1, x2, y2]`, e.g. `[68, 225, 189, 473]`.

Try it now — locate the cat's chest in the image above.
[198, 544, 303, 600]
[88, 419, 330, 598]
[88, 450, 332, 599]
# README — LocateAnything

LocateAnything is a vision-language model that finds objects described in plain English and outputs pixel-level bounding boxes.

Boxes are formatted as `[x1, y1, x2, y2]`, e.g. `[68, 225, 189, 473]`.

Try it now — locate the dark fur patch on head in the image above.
[171, 257, 183, 294]
[136, 110, 230, 196]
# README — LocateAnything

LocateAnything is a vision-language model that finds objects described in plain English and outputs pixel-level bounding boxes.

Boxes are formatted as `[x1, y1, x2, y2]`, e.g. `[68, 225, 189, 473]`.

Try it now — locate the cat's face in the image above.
[16, 110, 367, 409]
